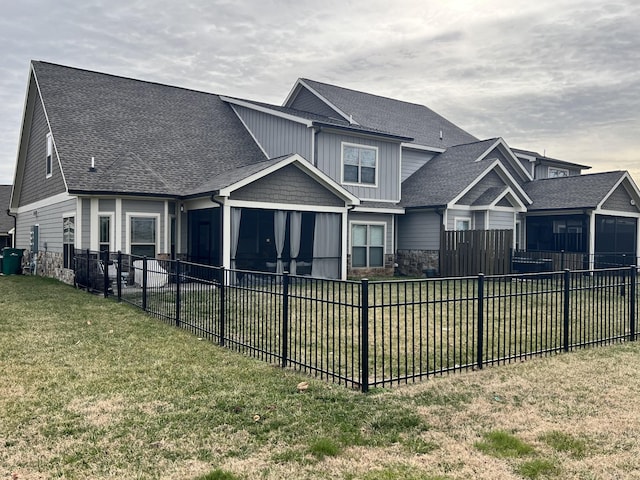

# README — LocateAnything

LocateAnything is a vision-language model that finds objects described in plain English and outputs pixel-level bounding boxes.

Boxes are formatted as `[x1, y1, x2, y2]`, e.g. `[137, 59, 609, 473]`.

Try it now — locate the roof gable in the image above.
[524, 171, 637, 211]
[401, 139, 531, 209]
[28, 61, 268, 197]
[284, 78, 477, 149]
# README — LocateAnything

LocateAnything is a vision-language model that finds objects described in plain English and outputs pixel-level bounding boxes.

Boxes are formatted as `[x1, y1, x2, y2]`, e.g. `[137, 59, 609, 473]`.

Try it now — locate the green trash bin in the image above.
[2, 248, 23, 275]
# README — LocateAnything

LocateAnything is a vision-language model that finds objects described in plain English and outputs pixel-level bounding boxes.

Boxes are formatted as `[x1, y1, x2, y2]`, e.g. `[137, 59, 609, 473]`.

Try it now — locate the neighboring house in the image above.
[0, 185, 14, 249]
[8, 61, 640, 281]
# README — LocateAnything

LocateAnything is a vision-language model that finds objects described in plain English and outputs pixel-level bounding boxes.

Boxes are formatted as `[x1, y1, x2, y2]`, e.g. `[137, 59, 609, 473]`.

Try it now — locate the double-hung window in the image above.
[46, 133, 53, 178]
[343, 143, 377, 185]
[130, 216, 157, 258]
[99, 215, 111, 253]
[351, 224, 384, 268]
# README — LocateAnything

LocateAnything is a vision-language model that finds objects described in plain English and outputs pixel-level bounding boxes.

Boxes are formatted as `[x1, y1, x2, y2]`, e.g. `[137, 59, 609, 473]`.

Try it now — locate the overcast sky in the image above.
[1, 0, 639, 186]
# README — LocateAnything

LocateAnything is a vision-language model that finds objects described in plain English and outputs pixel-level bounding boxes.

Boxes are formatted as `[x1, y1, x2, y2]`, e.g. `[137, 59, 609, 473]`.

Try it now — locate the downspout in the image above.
[312, 125, 321, 167]
[7, 209, 17, 248]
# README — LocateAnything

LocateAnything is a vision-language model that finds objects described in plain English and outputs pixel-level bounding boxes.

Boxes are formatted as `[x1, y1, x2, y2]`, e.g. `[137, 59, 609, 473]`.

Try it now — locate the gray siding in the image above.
[458, 170, 505, 205]
[316, 132, 400, 202]
[81, 198, 91, 249]
[231, 164, 345, 207]
[474, 211, 486, 230]
[15, 198, 76, 253]
[402, 148, 434, 182]
[348, 212, 394, 252]
[233, 105, 312, 160]
[535, 164, 581, 179]
[397, 210, 441, 250]
[18, 88, 66, 206]
[488, 210, 515, 230]
[447, 208, 472, 230]
[99, 199, 116, 211]
[288, 87, 340, 119]
[602, 184, 639, 213]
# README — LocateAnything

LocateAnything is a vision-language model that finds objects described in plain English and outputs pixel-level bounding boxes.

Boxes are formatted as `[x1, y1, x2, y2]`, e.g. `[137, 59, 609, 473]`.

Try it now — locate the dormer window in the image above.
[548, 166, 569, 178]
[342, 143, 377, 186]
[46, 133, 53, 178]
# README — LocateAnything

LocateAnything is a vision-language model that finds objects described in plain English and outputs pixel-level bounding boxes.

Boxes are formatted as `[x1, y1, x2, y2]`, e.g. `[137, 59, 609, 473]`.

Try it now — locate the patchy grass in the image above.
[3, 275, 640, 479]
[474, 431, 535, 458]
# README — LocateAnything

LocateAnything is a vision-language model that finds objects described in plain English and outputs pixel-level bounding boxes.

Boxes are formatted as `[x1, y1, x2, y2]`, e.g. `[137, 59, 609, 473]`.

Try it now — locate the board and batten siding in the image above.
[18, 85, 66, 207]
[348, 212, 394, 252]
[316, 132, 400, 202]
[401, 148, 435, 182]
[15, 198, 76, 253]
[397, 210, 441, 250]
[602, 184, 640, 213]
[233, 105, 312, 160]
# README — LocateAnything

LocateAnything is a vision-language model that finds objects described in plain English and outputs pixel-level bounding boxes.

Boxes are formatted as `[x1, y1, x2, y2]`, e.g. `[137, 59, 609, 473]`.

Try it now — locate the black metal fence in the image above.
[74, 249, 640, 392]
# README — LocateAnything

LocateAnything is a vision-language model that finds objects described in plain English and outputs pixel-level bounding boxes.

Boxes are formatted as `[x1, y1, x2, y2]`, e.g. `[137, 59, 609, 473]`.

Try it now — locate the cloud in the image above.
[0, 0, 638, 185]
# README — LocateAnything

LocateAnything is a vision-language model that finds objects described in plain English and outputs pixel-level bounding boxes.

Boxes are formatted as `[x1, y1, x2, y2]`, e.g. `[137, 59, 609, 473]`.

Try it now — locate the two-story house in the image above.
[8, 61, 640, 281]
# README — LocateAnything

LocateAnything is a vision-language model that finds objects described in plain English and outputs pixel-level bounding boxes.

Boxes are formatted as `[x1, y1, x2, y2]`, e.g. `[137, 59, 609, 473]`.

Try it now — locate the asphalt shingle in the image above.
[32, 61, 268, 197]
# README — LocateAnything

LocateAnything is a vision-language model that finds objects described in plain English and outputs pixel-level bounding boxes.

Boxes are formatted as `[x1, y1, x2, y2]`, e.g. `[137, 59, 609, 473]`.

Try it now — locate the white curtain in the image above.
[289, 211, 302, 275]
[311, 213, 341, 279]
[274, 210, 288, 274]
[230, 207, 242, 283]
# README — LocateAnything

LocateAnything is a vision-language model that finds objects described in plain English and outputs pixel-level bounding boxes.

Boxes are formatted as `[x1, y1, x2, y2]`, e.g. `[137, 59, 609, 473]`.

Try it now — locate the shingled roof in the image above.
[32, 61, 267, 197]
[294, 78, 478, 148]
[524, 171, 628, 211]
[401, 139, 503, 208]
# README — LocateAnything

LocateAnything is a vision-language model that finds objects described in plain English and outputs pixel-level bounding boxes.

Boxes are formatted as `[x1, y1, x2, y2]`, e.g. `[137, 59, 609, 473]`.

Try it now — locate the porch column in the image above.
[589, 211, 596, 270]
[342, 210, 348, 279]
[222, 202, 231, 269]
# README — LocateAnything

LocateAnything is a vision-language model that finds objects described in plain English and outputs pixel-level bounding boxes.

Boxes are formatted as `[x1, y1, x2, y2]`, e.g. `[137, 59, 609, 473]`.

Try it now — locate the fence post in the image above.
[142, 256, 148, 311]
[560, 250, 565, 271]
[219, 268, 225, 347]
[361, 278, 370, 393]
[102, 249, 109, 298]
[86, 248, 91, 292]
[175, 259, 181, 328]
[477, 273, 484, 370]
[116, 251, 122, 301]
[563, 269, 570, 352]
[281, 272, 290, 368]
[630, 266, 636, 341]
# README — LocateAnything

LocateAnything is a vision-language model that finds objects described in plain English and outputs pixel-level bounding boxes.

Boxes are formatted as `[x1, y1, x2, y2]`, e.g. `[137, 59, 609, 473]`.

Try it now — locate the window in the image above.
[99, 216, 111, 253]
[46, 133, 53, 178]
[342, 143, 377, 185]
[63, 217, 74, 268]
[351, 224, 384, 268]
[548, 167, 569, 178]
[455, 217, 471, 231]
[130, 216, 157, 258]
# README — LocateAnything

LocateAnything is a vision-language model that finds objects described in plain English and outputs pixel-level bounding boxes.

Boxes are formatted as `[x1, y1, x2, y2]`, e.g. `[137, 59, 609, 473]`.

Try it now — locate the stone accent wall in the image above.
[347, 253, 395, 278]
[22, 250, 75, 285]
[396, 249, 440, 277]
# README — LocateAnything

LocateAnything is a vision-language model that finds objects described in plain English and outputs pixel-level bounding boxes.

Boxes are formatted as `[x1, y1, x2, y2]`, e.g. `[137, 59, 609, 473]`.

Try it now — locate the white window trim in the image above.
[46, 133, 53, 178]
[548, 166, 569, 178]
[349, 221, 386, 268]
[341, 142, 379, 188]
[125, 212, 161, 256]
[454, 216, 472, 231]
[98, 212, 115, 252]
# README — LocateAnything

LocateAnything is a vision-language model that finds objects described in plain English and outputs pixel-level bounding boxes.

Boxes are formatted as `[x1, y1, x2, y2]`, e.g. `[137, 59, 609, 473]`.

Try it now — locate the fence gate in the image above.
[440, 229, 513, 276]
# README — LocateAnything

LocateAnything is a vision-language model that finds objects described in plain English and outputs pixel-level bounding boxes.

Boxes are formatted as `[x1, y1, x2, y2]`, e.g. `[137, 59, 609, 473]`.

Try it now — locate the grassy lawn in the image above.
[3, 275, 640, 479]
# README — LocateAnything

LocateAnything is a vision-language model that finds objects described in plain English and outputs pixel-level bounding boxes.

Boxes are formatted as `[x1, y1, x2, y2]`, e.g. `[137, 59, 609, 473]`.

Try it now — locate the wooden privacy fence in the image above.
[440, 229, 513, 277]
